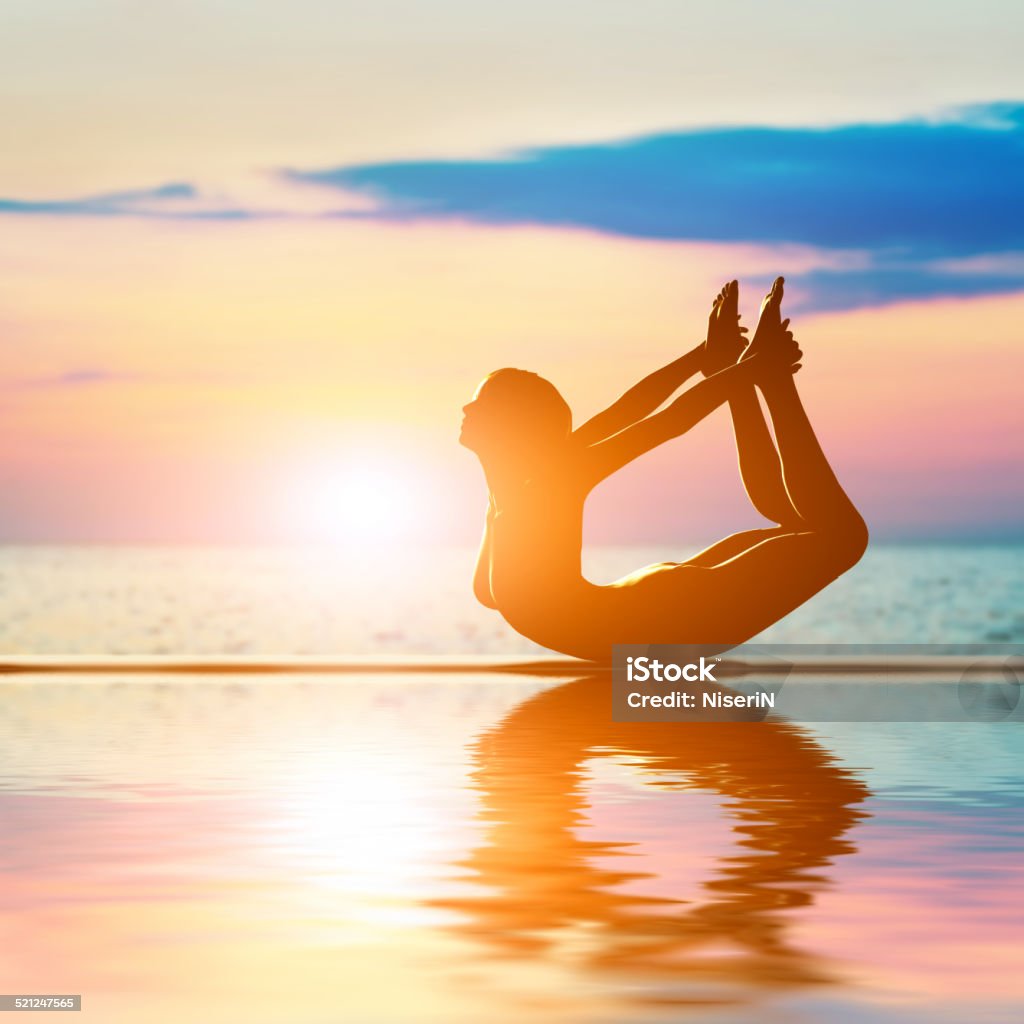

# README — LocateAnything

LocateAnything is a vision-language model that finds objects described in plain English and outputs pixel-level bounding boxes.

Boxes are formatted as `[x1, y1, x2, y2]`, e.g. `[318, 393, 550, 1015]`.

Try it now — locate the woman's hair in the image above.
[484, 368, 572, 439]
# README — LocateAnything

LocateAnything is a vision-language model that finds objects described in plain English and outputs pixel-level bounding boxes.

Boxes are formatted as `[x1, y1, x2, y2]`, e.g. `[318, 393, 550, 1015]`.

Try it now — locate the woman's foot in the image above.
[743, 277, 802, 374]
[701, 280, 748, 376]
[743, 276, 784, 360]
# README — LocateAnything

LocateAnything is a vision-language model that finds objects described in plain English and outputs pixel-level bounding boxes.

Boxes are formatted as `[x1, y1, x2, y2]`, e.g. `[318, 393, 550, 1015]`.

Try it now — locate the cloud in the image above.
[3, 104, 1022, 310]
[778, 265, 1024, 314]
[5, 369, 139, 390]
[288, 101, 1024, 310]
[1, 367, 254, 393]
[0, 182, 255, 220]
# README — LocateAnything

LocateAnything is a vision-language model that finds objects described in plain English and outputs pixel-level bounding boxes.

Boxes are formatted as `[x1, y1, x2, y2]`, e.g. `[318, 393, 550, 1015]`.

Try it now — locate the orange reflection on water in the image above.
[434, 673, 868, 1010]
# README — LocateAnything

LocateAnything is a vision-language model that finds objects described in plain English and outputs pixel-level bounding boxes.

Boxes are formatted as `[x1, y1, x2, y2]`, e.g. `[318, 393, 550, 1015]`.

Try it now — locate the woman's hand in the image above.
[768, 318, 802, 373]
[746, 319, 802, 380]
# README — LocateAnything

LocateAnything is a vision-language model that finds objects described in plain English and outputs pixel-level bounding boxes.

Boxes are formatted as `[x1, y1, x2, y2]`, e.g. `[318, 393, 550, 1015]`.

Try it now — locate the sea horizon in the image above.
[1, 541, 1021, 656]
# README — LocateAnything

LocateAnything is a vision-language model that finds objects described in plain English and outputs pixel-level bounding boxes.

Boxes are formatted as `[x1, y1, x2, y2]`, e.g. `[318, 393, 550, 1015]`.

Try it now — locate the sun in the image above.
[283, 454, 426, 547]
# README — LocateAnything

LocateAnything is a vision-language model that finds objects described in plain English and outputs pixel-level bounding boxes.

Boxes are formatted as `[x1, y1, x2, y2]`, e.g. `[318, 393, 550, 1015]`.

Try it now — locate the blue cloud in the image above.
[0, 182, 254, 220]
[288, 102, 1024, 310]
[4, 105, 1022, 311]
[779, 265, 1024, 314]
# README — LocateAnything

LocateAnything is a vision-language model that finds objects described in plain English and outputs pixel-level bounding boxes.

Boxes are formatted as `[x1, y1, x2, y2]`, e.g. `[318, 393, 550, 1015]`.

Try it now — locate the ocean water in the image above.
[1, 544, 1022, 1021]
[0, 671, 1021, 1023]
[0, 542, 1021, 655]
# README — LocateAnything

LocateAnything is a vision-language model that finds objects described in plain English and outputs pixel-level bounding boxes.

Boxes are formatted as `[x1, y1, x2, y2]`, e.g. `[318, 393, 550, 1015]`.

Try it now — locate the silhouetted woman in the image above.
[460, 278, 867, 661]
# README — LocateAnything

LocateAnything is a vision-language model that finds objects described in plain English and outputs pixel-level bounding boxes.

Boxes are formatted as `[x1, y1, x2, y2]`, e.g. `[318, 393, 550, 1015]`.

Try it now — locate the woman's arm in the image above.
[472, 501, 499, 610]
[572, 343, 705, 446]
[583, 356, 770, 486]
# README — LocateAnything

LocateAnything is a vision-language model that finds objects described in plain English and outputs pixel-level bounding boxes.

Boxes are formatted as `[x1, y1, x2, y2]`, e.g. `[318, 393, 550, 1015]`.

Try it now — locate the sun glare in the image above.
[284, 455, 426, 547]
[272, 749, 453, 918]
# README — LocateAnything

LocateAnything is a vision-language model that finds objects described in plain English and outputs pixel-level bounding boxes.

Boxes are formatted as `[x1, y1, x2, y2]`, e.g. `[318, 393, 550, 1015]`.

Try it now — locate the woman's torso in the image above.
[488, 469, 601, 641]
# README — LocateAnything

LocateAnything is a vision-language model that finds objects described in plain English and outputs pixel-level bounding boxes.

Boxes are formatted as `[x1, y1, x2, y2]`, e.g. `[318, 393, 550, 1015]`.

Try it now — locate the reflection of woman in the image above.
[460, 279, 867, 661]
[435, 675, 868, 1004]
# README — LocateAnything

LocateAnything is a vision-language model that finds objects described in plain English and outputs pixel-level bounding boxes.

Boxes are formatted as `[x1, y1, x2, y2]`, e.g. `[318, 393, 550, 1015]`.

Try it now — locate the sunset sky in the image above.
[2, 0, 1023, 544]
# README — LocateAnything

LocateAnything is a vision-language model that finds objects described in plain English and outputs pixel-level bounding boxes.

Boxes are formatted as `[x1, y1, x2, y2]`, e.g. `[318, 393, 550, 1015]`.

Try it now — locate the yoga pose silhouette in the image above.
[461, 278, 868, 661]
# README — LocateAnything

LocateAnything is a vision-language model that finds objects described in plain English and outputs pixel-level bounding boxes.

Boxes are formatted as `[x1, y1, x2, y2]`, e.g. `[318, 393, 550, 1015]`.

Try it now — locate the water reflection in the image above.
[3, 675, 1022, 1022]
[438, 673, 870, 1006]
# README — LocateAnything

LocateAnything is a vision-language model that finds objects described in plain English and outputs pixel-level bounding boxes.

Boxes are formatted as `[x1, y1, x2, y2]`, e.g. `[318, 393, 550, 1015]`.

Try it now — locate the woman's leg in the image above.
[742, 275, 863, 534]
[655, 365, 867, 642]
[726, 389, 804, 528]
[705, 282, 802, 528]
[758, 368, 864, 531]
[686, 370, 867, 640]
[685, 526, 792, 568]
[692, 524, 865, 643]
[655, 280, 865, 640]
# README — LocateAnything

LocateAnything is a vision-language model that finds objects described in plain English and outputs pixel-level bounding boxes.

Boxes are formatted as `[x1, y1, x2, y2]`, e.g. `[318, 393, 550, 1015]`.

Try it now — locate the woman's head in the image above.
[460, 368, 572, 460]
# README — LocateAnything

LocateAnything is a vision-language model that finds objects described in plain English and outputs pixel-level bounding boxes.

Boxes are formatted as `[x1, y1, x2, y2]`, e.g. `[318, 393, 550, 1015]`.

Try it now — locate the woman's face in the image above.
[459, 379, 502, 451]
